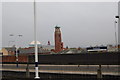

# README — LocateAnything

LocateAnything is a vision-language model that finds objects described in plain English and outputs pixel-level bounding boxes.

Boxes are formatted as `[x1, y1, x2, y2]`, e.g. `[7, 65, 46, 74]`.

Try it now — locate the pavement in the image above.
[1, 64, 120, 75]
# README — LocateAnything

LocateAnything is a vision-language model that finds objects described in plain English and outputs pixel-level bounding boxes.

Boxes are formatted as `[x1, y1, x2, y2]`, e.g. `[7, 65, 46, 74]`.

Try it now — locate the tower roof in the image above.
[55, 26, 60, 29]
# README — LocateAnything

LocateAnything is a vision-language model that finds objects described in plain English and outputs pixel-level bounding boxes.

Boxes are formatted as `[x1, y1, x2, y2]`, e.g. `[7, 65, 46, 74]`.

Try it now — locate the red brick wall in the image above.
[2, 56, 16, 62]
[2, 55, 28, 62]
[18, 56, 28, 62]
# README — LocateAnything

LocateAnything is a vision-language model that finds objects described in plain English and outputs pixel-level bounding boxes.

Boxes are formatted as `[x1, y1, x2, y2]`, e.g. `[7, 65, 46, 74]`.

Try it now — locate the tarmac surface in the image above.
[1, 64, 120, 75]
[1, 71, 120, 80]
[1, 64, 120, 80]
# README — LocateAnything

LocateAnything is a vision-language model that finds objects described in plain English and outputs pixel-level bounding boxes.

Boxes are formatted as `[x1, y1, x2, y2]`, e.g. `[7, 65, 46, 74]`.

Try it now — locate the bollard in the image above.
[26, 63, 30, 78]
[16, 61, 18, 67]
[97, 65, 102, 79]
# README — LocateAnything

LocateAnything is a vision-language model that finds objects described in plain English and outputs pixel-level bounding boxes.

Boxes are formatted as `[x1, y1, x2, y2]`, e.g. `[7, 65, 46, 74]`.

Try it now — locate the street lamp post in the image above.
[114, 20, 118, 52]
[9, 34, 23, 47]
[34, 0, 40, 79]
[8, 41, 15, 47]
[8, 34, 14, 47]
[9, 34, 22, 67]
[15, 34, 22, 67]
[115, 16, 119, 52]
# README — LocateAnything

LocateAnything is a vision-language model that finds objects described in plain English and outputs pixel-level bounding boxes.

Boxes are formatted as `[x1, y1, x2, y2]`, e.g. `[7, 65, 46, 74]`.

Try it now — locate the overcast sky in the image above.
[2, 2, 118, 48]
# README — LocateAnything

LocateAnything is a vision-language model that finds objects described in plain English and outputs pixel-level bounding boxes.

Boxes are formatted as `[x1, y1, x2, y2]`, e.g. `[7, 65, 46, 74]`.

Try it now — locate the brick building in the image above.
[2, 47, 16, 55]
[54, 26, 63, 53]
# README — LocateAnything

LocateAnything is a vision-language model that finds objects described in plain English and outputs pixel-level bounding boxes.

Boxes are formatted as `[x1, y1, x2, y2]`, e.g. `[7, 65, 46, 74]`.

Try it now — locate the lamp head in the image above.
[115, 16, 119, 18]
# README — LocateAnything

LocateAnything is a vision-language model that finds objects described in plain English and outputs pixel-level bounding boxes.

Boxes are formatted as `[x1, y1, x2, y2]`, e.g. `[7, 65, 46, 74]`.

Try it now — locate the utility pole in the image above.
[115, 15, 119, 52]
[114, 20, 118, 52]
[34, 0, 40, 79]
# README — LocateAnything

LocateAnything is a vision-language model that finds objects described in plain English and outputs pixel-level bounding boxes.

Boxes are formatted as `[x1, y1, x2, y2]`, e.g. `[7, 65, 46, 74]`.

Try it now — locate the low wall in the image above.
[2, 55, 28, 63]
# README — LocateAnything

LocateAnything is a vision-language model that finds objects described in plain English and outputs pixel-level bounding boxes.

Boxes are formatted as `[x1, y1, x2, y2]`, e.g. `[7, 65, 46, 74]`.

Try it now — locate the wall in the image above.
[2, 55, 28, 62]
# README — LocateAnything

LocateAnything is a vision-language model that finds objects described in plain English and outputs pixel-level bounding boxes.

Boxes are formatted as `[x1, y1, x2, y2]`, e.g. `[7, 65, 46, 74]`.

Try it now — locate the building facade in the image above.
[2, 47, 16, 55]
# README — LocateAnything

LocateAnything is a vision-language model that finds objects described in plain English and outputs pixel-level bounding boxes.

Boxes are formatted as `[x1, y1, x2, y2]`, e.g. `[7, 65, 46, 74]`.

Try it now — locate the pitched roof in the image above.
[4, 47, 16, 52]
[19, 47, 51, 54]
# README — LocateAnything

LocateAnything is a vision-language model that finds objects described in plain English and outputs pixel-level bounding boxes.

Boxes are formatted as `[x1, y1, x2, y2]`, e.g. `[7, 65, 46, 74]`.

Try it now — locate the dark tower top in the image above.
[55, 26, 60, 29]
[55, 26, 61, 32]
[48, 41, 50, 45]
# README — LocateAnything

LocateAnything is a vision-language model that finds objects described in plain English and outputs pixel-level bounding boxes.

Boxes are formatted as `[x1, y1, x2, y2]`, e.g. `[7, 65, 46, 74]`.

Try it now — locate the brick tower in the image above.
[54, 26, 63, 53]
